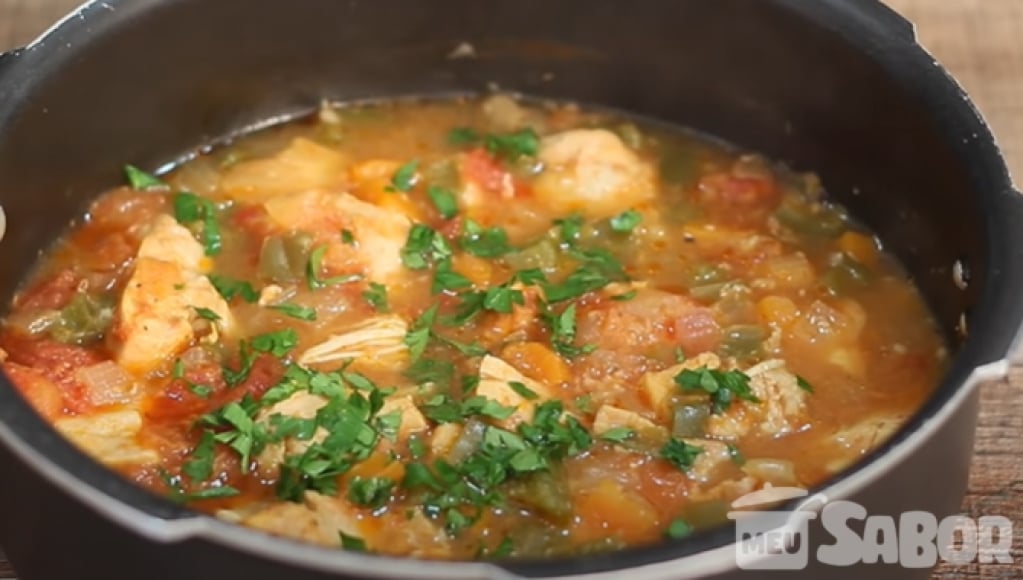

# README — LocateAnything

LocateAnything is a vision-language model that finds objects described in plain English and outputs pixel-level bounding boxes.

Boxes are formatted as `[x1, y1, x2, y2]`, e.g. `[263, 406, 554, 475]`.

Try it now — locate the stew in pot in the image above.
[0, 95, 947, 559]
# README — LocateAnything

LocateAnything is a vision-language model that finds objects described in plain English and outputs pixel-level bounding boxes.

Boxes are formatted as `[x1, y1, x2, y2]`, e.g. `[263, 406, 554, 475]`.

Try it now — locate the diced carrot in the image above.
[761, 253, 815, 290]
[349, 159, 424, 221]
[344, 452, 406, 483]
[757, 296, 799, 329]
[571, 480, 660, 545]
[837, 231, 880, 268]
[452, 254, 494, 287]
[501, 342, 572, 386]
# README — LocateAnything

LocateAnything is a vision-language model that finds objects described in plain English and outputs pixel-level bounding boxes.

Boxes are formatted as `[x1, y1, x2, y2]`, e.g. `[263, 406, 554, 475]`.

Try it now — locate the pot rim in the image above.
[1, 0, 1021, 577]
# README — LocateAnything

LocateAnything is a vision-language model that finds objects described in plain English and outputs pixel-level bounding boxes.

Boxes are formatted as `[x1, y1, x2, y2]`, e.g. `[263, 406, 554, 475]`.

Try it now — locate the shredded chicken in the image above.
[298, 315, 408, 369]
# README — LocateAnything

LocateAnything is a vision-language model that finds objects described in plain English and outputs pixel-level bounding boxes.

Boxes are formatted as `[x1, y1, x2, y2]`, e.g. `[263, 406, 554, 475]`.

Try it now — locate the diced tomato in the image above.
[233, 203, 274, 238]
[2, 362, 66, 420]
[146, 354, 284, 420]
[461, 149, 507, 194]
[697, 173, 779, 227]
[0, 335, 103, 413]
[673, 307, 722, 356]
[14, 270, 80, 311]
[87, 187, 167, 233]
[242, 355, 286, 401]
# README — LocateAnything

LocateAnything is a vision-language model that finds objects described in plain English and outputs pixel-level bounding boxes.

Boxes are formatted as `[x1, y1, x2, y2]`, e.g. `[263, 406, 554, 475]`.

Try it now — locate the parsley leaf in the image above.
[666, 518, 693, 539]
[482, 285, 524, 314]
[546, 303, 595, 358]
[362, 282, 389, 312]
[348, 476, 394, 508]
[555, 214, 584, 246]
[609, 209, 642, 233]
[727, 443, 746, 465]
[307, 245, 363, 290]
[387, 160, 419, 193]
[173, 192, 222, 256]
[661, 438, 704, 471]
[610, 289, 638, 302]
[674, 367, 760, 414]
[401, 224, 452, 270]
[182, 430, 217, 482]
[448, 127, 481, 146]
[341, 229, 356, 245]
[432, 260, 473, 295]
[507, 381, 538, 400]
[192, 306, 222, 322]
[797, 375, 815, 393]
[250, 329, 299, 357]
[124, 165, 167, 190]
[270, 302, 317, 321]
[599, 427, 636, 443]
[485, 128, 540, 161]
[427, 185, 459, 220]
[460, 219, 512, 258]
[208, 275, 259, 303]
[404, 305, 439, 362]
[339, 532, 368, 551]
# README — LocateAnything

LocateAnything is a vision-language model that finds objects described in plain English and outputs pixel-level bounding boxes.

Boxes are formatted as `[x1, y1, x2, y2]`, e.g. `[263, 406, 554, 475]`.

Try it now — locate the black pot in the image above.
[1, 1, 1021, 578]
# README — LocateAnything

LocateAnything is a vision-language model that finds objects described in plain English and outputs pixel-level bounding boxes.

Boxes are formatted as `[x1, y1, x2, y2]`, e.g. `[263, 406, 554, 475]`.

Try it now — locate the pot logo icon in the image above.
[728, 485, 827, 570]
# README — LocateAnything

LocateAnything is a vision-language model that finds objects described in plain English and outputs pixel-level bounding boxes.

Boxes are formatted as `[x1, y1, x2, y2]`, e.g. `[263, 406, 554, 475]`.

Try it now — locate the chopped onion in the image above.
[447, 419, 486, 464]
[742, 458, 798, 486]
[76, 361, 134, 406]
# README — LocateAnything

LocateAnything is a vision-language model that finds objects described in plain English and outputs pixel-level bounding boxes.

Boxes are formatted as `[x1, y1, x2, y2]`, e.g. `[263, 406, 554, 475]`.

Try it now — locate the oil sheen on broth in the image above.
[0, 95, 947, 559]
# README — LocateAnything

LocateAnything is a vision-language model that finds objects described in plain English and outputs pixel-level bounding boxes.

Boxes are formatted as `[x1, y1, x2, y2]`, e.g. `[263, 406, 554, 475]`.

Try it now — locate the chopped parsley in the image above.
[192, 306, 222, 322]
[797, 375, 815, 393]
[173, 192, 222, 256]
[401, 224, 452, 270]
[182, 430, 218, 482]
[270, 302, 317, 321]
[661, 438, 704, 471]
[341, 229, 356, 245]
[609, 209, 642, 233]
[427, 185, 459, 220]
[123, 165, 167, 190]
[362, 282, 389, 311]
[404, 304, 439, 362]
[673, 367, 760, 414]
[460, 219, 512, 258]
[387, 160, 419, 193]
[665, 518, 693, 539]
[250, 329, 299, 358]
[507, 381, 539, 401]
[307, 245, 363, 290]
[208, 275, 259, 303]
[599, 427, 636, 443]
[339, 532, 368, 551]
[484, 128, 540, 161]
[447, 127, 481, 146]
[348, 476, 395, 508]
[545, 303, 595, 358]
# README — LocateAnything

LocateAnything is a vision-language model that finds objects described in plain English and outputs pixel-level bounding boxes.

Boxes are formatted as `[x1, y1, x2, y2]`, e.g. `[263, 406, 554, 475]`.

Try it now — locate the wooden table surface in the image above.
[0, 0, 1021, 578]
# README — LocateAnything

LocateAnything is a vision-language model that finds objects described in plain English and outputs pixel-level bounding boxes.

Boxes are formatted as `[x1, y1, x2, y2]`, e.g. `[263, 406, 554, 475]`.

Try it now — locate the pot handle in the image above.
[981, 188, 1023, 368]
